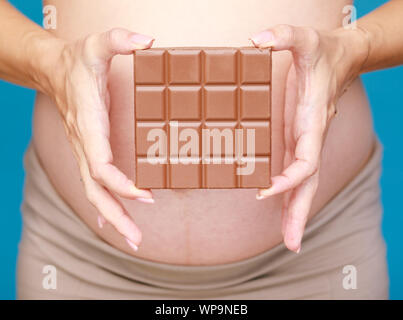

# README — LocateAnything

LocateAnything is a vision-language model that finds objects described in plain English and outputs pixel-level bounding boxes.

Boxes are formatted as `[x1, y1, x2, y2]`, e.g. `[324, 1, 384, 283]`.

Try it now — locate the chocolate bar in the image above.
[134, 47, 271, 189]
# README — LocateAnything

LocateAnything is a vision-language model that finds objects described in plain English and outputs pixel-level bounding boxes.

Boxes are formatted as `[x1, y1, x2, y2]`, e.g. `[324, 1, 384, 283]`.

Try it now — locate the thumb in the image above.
[91, 28, 155, 61]
[250, 24, 318, 53]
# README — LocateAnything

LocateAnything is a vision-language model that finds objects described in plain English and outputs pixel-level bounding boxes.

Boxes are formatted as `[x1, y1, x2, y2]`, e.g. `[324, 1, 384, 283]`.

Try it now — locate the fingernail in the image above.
[97, 215, 105, 228]
[250, 30, 274, 46]
[130, 33, 154, 46]
[125, 238, 139, 252]
[261, 187, 275, 198]
[296, 247, 301, 254]
[130, 185, 152, 199]
[257, 188, 273, 200]
[136, 197, 155, 204]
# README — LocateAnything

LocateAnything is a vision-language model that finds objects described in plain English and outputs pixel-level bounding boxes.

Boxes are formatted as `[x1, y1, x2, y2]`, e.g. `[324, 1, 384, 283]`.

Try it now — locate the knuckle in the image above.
[302, 27, 321, 51]
[105, 29, 115, 47]
[279, 172, 293, 186]
[89, 163, 104, 181]
[275, 24, 294, 42]
[107, 28, 122, 40]
[105, 28, 124, 53]
[84, 188, 98, 206]
[114, 209, 126, 223]
[82, 34, 97, 56]
[305, 160, 319, 177]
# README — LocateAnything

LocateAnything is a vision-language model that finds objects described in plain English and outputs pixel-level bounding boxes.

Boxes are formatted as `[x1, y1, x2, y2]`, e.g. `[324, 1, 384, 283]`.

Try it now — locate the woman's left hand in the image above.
[251, 25, 369, 253]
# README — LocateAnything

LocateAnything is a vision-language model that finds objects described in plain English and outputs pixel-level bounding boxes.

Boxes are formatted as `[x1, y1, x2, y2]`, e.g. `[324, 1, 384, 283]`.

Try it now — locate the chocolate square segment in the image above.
[241, 50, 271, 84]
[170, 121, 202, 158]
[205, 162, 237, 188]
[241, 122, 271, 156]
[135, 87, 165, 120]
[204, 86, 237, 120]
[134, 47, 272, 189]
[168, 50, 201, 84]
[205, 49, 237, 84]
[136, 158, 166, 188]
[135, 122, 166, 157]
[168, 87, 201, 120]
[240, 86, 271, 120]
[170, 162, 202, 188]
[135, 50, 165, 84]
[240, 158, 271, 188]
[204, 122, 237, 157]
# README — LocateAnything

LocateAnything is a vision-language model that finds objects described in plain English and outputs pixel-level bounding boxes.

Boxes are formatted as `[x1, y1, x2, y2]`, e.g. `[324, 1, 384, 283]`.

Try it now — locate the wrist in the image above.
[24, 32, 66, 97]
[332, 27, 370, 79]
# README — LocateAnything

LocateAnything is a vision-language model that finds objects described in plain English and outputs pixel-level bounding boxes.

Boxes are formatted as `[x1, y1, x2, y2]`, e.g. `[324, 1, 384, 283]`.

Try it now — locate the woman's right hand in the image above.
[47, 28, 155, 251]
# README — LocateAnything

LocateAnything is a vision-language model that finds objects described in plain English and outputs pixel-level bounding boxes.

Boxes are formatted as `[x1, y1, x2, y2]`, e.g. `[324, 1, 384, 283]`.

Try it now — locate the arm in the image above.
[0, 0, 155, 251]
[252, 0, 403, 252]
[358, 0, 403, 72]
[0, 0, 61, 94]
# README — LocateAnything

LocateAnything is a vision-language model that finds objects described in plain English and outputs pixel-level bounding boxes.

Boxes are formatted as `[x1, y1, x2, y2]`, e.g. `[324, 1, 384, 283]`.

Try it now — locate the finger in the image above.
[283, 63, 298, 138]
[87, 150, 153, 201]
[258, 128, 322, 198]
[97, 215, 106, 228]
[77, 153, 142, 247]
[256, 64, 297, 200]
[89, 180, 142, 248]
[250, 24, 319, 54]
[283, 172, 319, 253]
[280, 147, 293, 238]
[89, 28, 155, 62]
[85, 138, 152, 200]
[73, 143, 142, 249]
[77, 101, 153, 200]
[280, 143, 294, 237]
[281, 190, 292, 238]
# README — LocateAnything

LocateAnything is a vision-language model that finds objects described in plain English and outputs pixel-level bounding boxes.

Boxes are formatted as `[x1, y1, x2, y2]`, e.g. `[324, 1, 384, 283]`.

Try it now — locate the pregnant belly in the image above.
[32, 74, 374, 266]
[32, 0, 374, 265]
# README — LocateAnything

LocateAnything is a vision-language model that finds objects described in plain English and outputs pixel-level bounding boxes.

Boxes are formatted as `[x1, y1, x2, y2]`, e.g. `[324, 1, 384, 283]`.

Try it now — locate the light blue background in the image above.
[0, 0, 401, 300]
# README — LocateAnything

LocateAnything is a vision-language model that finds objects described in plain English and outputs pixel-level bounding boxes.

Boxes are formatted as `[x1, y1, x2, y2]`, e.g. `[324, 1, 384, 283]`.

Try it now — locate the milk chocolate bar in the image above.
[134, 47, 271, 189]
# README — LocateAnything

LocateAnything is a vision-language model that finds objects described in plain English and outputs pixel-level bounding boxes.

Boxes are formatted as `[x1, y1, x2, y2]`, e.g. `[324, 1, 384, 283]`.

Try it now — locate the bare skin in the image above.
[1, 0, 403, 265]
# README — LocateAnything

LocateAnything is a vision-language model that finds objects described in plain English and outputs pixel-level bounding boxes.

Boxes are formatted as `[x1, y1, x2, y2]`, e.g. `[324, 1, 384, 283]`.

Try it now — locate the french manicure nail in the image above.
[250, 30, 274, 46]
[130, 185, 152, 199]
[256, 188, 273, 199]
[97, 215, 105, 228]
[136, 197, 155, 204]
[125, 238, 139, 252]
[260, 188, 275, 198]
[130, 33, 154, 46]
